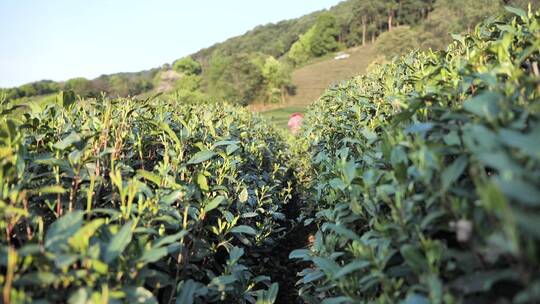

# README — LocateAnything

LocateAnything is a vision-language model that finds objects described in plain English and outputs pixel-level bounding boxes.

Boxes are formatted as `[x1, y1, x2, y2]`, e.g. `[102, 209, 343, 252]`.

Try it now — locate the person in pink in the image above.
[288, 113, 304, 135]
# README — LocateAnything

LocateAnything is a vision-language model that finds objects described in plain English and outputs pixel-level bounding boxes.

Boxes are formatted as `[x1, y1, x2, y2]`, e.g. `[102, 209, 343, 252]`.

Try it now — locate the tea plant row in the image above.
[292, 7, 540, 304]
[0, 95, 292, 303]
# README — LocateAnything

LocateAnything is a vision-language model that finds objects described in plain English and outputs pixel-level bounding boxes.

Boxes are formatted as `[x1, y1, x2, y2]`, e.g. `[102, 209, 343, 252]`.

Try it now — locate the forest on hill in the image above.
[1, 0, 536, 107]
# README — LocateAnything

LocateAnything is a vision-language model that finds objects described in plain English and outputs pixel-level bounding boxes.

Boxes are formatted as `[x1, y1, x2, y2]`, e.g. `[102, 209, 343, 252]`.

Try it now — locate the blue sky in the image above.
[0, 0, 343, 88]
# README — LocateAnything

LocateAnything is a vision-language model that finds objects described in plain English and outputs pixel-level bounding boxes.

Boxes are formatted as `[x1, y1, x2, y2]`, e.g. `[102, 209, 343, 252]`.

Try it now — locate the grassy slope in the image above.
[259, 44, 377, 128]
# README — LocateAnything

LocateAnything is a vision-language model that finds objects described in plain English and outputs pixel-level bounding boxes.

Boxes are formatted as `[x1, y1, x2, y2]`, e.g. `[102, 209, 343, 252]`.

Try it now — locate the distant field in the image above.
[259, 106, 307, 129]
[260, 44, 377, 128]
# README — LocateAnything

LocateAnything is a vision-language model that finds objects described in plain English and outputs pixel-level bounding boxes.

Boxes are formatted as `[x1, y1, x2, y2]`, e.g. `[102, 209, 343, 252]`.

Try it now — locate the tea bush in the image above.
[0, 94, 292, 303]
[293, 7, 540, 303]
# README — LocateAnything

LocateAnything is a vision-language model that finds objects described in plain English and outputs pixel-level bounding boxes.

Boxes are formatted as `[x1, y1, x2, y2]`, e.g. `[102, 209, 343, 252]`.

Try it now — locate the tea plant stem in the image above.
[21, 193, 33, 240]
[2, 247, 16, 304]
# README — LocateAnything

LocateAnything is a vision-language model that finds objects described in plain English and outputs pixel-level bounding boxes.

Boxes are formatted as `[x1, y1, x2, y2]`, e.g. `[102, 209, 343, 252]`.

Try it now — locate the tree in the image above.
[288, 13, 340, 65]
[310, 13, 340, 56]
[352, 1, 384, 46]
[206, 52, 266, 105]
[109, 75, 129, 97]
[173, 56, 202, 75]
[261, 56, 291, 103]
[18, 84, 37, 97]
[174, 75, 202, 92]
[441, 0, 502, 32]
[396, 0, 434, 24]
[64, 78, 95, 98]
[375, 26, 419, 58]
[416, 2, 461, 50]
[384, 0, 399, 31]
[287, 28, 315, 65]
[172, 75, 209, 104]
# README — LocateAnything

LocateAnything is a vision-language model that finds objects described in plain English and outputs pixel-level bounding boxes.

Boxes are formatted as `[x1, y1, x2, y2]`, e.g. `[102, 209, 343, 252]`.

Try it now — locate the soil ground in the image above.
[253, 191, 316, 303]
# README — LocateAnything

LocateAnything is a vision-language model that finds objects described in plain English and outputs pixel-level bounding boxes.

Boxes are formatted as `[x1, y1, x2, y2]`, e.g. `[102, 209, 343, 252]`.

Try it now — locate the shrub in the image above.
[293, 7, 540, 303]
[0, 95, 292, 303]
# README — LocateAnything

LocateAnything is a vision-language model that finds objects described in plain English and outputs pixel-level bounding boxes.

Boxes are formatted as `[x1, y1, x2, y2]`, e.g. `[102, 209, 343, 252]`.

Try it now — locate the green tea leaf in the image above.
[463, 92, 501, 120]
[188, 150, 216, 164]
[313, 257, 340, 276]
[68, 288, 89, 304]
[239, 187, 249, 203]
[210, 274, 236, 291]
[289, 249, 312, 260]
[36, 185, 67, 194]
[334, 260, 370, 279]
[204, 196, 226, 213]
[229, 246, 244, 262]
[230, 225, 257, 235]
[45, 211, 84, 251]
[403, 293, 430, 304]
[321, 297, 352, 304]
[125, 287, 159, 304]
[68, 219, 105, 251]
[139, 247, 168, 264]
[176, 280, 200, 304]
[137, 170, 162, 186]
[226, 144, 240, 155]
[17, 271, 57, 286]
[323, 223, 362, 242]
[495, 178, 540, 207]
[159, 121, 181, 147]
[400, 244, 429, 273]
[197, 174, 209, 191]
[104, 221, 133, 264]
[343, 160, 357, 185]
[441, 155, 468, 191]
[505, 6, 528, 20]
[161, 190, 184, 205]
[256, 283, 279, 304]
[450, 269, 518, 294]
[53, 132, 82, 150]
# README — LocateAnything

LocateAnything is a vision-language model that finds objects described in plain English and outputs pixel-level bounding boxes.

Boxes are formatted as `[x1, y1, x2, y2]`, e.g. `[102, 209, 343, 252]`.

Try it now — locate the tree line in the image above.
[1, 0, 535, 105]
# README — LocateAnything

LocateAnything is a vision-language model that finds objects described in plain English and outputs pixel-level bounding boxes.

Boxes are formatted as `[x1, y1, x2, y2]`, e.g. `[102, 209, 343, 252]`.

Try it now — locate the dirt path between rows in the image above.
[253, 191, 316, 303]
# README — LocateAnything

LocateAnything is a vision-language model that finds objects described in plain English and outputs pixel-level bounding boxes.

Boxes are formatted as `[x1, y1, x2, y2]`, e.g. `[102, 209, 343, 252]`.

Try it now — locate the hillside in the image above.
[288, 44, 377, 107]
[2, 0, 535, 105]
[260, 44, 377, 127]
[2, 0, 436, 104]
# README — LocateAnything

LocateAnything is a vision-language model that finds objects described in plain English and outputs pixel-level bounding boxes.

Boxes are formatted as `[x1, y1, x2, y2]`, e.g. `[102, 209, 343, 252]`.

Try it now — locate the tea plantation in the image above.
[0, 97, 292, 303]
[292, 7, 540, 304]
[1, 7, 540, 304]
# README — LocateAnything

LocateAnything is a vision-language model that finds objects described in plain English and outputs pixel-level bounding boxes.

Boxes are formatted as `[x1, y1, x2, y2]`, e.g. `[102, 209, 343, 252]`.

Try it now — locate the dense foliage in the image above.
[0, 94, 293, 303]
[293, 7, 540, 303]
[173, 57, 202, 76]
[205, 53, 291, 105]
[0, 80, 61, 101]
[287, 13, 340, 66]
[375, 26, 419, 59]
